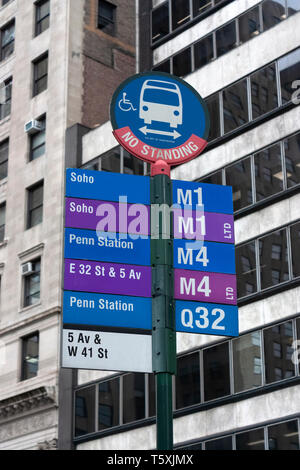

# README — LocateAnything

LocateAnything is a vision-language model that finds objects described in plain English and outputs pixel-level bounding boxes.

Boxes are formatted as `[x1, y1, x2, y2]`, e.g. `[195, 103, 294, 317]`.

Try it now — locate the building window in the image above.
[176, 352, 200, 409]
[171, 0, 191, 31]
[259, 229, 289, 290]
[268, 420, 299, 450]
[0, 77, 12, 120]
[21, 332, 39, 381]
[264, 321, 295, 384]
[236, 241, 257, 297]
[225, 157, 253, 211]
[232, 332, 262, 393]
[239, 6, 261, 44]
[236, 427, 265, 450]
[35, 0, 50, 36]
[222, 78, 249, 134]
[251, 63, 278, 118]
[152, 2, 169, 43]
[98, 378, 120, 430]
[1, 20, 14, 61]
[172, 47, 192, 77]
[203, 342, 230, 401]
[0, 203, 6, 242]
[29, 116, 46, 161]
[262, 0, 286, 32]
[27, 181, 43, 228]
[254, 143, 283, 201]
[0, 139, 8, 180]
[97, 0, 116, 36]
[2, 0, 12, 5]
[278, 48, 300, 105]
[75, 386, 96, 437]
[215, 20, 236, 58]
[23, 258, 41, 307]
[122, 373, 145, 424]
[33, 53, 48, 96]
[194, 34, 214, 69]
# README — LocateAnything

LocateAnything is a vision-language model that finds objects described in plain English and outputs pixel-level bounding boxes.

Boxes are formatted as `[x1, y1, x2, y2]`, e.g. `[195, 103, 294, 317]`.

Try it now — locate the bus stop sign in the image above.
[110, 72, 210, 166]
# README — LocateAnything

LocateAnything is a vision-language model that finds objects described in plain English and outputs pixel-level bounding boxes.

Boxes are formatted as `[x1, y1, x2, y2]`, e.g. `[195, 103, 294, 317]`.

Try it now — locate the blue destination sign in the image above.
[176, 300, 238, 337]
[66, 168, 150, 205]
[174, 239, 236, 274]
[64, 228, 150, 265]
[63, 291, 152, 330]
[173, 180, 233, 214]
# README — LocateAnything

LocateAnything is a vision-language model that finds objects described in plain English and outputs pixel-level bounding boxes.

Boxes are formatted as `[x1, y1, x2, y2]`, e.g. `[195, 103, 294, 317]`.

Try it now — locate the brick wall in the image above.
[82, 0, 136, 127]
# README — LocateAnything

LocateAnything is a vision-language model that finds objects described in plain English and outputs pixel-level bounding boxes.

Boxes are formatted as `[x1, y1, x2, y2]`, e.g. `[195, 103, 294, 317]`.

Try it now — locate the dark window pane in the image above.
[233, 332, 262, 393]
[123, 150, 144, 175]
[239, 6, 260, 44]
[236, 428, 265, 450]
[193, 0, 213, 17]
[194, 35, 214, 69]
[0, 203, 5, 242]
[284, 133, 300, 188]
[203, 342, 230, 401]
[153, 60, 171, 74]
[180, 442, 202, 450]
[225, 157, 252, 211]
[205, 436, 232, 450]
[268, 420, 299, 450]
[0, 77, 12, 120]
[205, 93, 220, 141]
[262, 1, 286, 31]
[264, 321, 295, 384]
[75, 386, 95, 437]
[30, 118, 46, 161]
[0, 139, 8, 180]
[33, 55, 48, 96]
[287, 0, 300, 16]
[176, 352, 200, 409]
[28, 183, 43, 228]
[172, 0, 191, 31]
[297, 317, 300, 341]
[152, 3, 169, 42]
[98, 378, 119, 430]
[254, 143, 283, 201]
[21, 333, 39, 381]
[148, 373, 156, 417]
[173, 48, 192, 77]
[36, 0, 50, 36]
[1, 21, 14, 60]
[24, 259, 41, 307]
[123, 374, 145, 424]
[259, 229, 289, 290]
[290, 222, 300, 278]
[251, 63, 278, 119]
[200, 169, 223, 185]
[101, 148, 120, 172]
[279, 48, 300, 105]
[216, 21, 236, 57]
[223, 79, 249, 134]
[236, 241, 257, 298]
[98, 0, 116, 35]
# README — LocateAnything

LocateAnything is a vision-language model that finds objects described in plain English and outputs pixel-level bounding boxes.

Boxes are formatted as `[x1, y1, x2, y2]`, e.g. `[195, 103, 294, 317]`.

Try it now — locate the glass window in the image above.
[176, 352, 200, 409]
[172, 48, 192, 77]
[24, 258, 41, 307]
[254, 143, 283, 201]
[264, 321, 295, 384]
[233, 332, 262, 393]
[0, 77, 12, 120]
[225, 157, 252, 211]
[216, 21, 236, 58]
[21, 333, 39, 381]
[75, 386, 95, 437]
[152, 3, 169, 43]
[203, 342, 230, 401]
[262, 0, 286, 31]
[98, 0, 116, 35]
[123, 150, 144, 175]
[193, 0, 213, 18]
[148, 373, 156, 417]
[200, 169, 223, 185]
[30, 117, 46, 161]
[279, 48, 300, 105]
[236, 427, 265, 450]
[35, 0, 50, 36]
[27, 181, 44, 228]
[153, 60, 171, 74]
[0, 203, 6, 242]
[194, 35, 214, 69]
[268, 420, 299, 450]
[223, 79, 249, 134]
[123, 373, 145, 424]
[287, 0, 300, 16]
[33, 54, 48, 96]
[290, 222, 300, 278]
[205, 436, 232, 450]
[98, 378, 119, 430]
[284, 133, 300, 188]
[205, 93, 220, 141]
[239, 6, 260, 44]
[0, 139, 8, 180]
[251, 63, 278, 119]
[101, 148, 121, 172]
[259, 229, 289, 290]
[172, 0, 190, 31]
[1, 21, 14, 61]
[236, 241, 257, 298]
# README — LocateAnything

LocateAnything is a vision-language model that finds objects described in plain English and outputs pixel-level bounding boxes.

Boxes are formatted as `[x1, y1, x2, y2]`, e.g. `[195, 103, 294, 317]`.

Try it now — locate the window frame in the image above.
[26, 180, 44, 229]
[35, 0, 50, 37]
[22, 258, 41, 308]
[29, 116, 46, 161]
[20, 331, 39, 381]
[32, 52, 48, 97]
[0, 19, 15, 62]
[97, 0, 117, 36]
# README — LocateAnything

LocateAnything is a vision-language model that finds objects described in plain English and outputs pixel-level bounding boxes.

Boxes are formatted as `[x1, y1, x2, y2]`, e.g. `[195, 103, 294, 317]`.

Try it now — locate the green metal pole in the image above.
[151, 162, 176, 451]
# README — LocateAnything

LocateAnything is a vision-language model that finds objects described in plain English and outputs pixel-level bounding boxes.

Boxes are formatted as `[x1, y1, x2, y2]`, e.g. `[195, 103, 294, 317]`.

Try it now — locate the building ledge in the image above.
[0, 386, 57, 421]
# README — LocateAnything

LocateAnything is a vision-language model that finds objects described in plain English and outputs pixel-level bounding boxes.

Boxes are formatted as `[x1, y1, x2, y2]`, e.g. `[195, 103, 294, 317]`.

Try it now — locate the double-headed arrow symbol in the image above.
[139, 126, 181, 139]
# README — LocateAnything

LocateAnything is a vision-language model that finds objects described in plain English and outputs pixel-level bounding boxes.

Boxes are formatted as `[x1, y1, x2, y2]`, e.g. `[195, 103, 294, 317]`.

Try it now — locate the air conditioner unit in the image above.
[21, 262, 33, 276]
[24, 120, 43, 135]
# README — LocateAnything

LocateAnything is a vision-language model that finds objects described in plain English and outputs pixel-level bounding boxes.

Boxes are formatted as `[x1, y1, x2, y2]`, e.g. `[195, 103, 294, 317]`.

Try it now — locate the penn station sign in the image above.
[110, 72, 210, 166]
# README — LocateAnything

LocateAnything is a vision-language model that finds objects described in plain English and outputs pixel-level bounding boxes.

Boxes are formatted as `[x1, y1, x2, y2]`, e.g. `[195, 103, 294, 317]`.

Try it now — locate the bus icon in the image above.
[139, 79, 183, 128]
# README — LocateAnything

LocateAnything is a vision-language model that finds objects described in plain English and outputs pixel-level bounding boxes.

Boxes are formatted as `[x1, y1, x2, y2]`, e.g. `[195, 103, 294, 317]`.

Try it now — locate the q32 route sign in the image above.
[62, 169, 152, 373]
[110, 72, 210, 166]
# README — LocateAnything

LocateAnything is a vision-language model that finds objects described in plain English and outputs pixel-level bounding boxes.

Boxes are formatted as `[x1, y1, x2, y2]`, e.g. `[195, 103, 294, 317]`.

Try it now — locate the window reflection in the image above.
[225, 157, 252, 211]
[233, 332, 262, 393]
[98, 379, 119, 430]
[203, 342, 230, 401]
[101, 148, 121, 172]
[176, 353, 200, 409]
[172, 0, 190, 30]
[279, 48, 300, 105]
[236, 428, 265, 450]
[268, 420, 299, 450]
[123, 373, 145, 424]
[239, 6, 260, 44]
[200, 169, 223, 185]
[152, 4, 169, 42]
[194, 35, 214, 69]
[284, 134, 300, 188]
[236, 241, 257, 298]
[290, 222, 300, 278]
[259, 229, 289, 290]
[287, 0, 300, 16]
[193, 0, 212, 17]
[205, 93, 220, 141]
[254, 143, 283, 201]
[262, 0, 286, 31]
[216, 21, 236, 57]
[251, 64, 278, 118]
[223, 79, 249, 134]
[75, 386, 95, 437]
[264, 321, 295, 384]
[173, 48, 192, 77]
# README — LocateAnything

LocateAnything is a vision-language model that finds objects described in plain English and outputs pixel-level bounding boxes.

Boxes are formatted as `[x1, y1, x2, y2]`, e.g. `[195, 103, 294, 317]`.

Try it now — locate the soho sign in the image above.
[110, 72, 210, 166]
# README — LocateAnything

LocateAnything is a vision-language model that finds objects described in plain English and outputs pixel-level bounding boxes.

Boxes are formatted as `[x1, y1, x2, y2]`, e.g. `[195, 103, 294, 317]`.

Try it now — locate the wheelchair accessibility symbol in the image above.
[118, 93, 137, 112]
